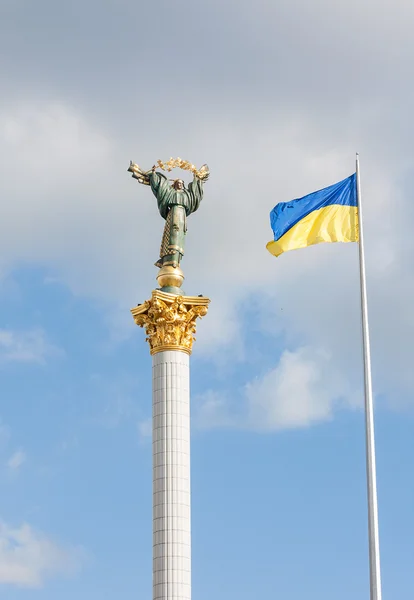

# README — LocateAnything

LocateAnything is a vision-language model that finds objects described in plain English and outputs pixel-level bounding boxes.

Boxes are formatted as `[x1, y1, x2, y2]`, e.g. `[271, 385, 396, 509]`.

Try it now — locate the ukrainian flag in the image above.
[266, 174, 358, 257]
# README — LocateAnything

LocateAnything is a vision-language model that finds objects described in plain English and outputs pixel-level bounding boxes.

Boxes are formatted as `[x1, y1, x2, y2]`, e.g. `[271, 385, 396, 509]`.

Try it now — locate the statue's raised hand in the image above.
[127, 161, 151, 186]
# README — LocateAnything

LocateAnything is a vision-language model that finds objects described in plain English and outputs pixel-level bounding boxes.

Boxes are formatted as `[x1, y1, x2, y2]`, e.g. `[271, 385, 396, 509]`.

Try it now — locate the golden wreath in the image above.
[127, 158, 209, 185]
[156, 158, 209, 181]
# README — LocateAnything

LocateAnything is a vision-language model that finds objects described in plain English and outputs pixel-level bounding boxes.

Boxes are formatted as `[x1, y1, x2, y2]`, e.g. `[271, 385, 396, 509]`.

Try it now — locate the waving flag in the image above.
[266, 174, 358, 257]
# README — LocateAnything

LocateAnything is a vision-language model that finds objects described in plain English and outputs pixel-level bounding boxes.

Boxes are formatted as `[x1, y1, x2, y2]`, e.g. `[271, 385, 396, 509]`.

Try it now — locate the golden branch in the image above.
[156, 158, 209, 181]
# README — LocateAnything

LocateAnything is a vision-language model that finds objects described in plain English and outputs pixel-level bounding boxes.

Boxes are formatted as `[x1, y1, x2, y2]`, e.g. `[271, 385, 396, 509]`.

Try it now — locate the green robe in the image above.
[149, 172, 204, 268]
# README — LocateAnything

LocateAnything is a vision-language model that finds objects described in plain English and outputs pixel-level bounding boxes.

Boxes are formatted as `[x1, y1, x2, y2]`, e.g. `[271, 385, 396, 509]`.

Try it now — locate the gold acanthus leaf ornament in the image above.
[131, 291, 210, 355]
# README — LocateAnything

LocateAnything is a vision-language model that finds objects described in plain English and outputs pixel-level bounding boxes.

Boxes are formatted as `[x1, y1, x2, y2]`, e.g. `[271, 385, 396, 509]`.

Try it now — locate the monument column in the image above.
[131, 287, 209, 600]
[127, 157, 210, 600]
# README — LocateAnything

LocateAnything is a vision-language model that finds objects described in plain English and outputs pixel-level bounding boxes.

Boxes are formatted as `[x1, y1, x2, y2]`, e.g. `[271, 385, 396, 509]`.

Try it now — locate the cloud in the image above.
[245, 348, 354, 430]
[0, 522, 85, 588]
[137, 418, 152, 441]
[194, 389, 236, 430]
[7, 450, 26, 471]
[195, 347, 359, 431]
[0, 0, 413, 415]
[0, 329, 60, 364]
[0, 99, 411, 411]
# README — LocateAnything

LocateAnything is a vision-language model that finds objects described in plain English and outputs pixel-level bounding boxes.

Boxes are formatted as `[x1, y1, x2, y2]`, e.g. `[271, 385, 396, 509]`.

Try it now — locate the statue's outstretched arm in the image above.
[127, 161, 151, 186]
[196, 164, 210, 182]
[127, 162, 170, 190]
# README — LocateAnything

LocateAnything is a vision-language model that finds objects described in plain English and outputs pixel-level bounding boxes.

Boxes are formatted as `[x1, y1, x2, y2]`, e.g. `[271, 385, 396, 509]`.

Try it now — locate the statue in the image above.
[127, 158, 209, 272]
[128, 158, 211, 350]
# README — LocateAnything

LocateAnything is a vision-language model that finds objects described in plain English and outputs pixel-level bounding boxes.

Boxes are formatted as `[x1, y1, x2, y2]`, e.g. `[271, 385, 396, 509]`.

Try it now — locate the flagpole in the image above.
[356, 154, 382, 600]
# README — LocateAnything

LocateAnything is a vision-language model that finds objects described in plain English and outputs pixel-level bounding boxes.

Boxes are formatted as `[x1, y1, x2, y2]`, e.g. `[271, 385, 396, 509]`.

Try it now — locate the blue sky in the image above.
[1, 266, 413, 599]
[1, 0, 414, 598]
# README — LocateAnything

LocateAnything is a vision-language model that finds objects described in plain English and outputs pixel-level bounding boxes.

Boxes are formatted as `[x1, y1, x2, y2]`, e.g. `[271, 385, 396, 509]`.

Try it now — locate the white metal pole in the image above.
[356, 154, 382, 600]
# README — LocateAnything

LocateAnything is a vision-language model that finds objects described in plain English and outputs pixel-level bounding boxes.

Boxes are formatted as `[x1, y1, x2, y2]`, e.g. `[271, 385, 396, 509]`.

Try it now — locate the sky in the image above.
[0, 0, 413, 598]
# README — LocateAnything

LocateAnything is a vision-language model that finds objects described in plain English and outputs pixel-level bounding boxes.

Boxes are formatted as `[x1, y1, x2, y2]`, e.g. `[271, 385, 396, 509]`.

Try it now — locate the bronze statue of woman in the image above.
[127, 160, 209, 270]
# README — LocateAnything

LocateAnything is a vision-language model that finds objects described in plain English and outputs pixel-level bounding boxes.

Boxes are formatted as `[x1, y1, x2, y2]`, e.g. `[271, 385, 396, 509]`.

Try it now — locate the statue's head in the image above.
[172, 179, 184, 190]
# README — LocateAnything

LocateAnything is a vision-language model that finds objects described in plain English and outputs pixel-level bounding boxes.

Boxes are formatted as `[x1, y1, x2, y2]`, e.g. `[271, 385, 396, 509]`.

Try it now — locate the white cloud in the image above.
[0, 101, 411, 410]
[193, 389, 236, 429]
[245, 348, 351, 430]
[195, 347, 359, 431]
[7, 450, 26, 471]
[137, 418, 152, 441]
[0, 329, 60, 364]
[0, 522, 85, 588]
[0, 0, 413, 414]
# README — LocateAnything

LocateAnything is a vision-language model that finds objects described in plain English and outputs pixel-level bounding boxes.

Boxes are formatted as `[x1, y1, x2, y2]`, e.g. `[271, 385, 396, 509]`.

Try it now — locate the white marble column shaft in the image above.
[152, 350, 191, 600]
